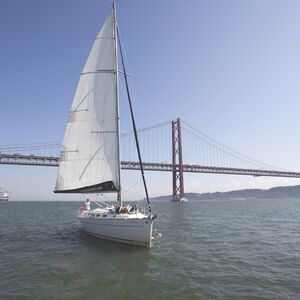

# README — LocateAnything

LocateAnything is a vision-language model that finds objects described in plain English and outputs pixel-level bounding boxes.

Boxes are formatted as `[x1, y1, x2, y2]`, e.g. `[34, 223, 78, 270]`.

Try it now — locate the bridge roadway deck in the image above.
[1, 153, 300, 178]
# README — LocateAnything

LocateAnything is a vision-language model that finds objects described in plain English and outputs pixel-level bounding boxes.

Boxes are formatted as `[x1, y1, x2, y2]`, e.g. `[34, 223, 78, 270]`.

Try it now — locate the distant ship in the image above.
[170, 197, 188, 202]
[0, 188, 9, 201]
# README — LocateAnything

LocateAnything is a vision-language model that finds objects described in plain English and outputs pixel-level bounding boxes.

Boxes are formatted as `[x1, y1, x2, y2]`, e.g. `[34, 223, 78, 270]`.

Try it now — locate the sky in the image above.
[1, 0, 300, 201]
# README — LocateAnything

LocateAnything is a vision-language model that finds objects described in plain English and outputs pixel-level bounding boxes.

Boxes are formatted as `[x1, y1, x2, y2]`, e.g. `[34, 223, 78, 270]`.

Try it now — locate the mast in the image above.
[113, 2, 122, 206]
[116, 26, 152, 214]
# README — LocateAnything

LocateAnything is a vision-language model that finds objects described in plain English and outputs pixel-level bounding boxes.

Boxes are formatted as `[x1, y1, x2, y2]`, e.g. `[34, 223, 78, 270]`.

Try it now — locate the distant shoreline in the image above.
[5, 184, 300, 202]
[150, 184, 300, 201]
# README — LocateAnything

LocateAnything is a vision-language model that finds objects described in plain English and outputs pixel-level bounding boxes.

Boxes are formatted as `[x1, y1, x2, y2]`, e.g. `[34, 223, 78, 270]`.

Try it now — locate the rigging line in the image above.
[117, 25, 151, 213]
[116, 23, 142, 125]
[120, 120, 172, 136]
[157, 127, 159, 162]
[122, 179, 143, 195]
[115, 23, 132, 81]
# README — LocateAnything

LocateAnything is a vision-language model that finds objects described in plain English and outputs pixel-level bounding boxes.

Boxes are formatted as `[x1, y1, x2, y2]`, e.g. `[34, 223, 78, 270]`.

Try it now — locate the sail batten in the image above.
[55, 8, 120, 194]
[81, 70, 117, 75]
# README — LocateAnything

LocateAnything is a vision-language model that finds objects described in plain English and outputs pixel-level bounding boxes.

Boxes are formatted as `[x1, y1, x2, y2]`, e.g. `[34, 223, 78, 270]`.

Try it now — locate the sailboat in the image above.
[54, 3, 156, 247]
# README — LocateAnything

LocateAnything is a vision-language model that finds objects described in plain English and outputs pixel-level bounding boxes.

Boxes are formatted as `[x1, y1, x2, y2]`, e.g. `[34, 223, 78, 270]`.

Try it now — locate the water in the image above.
[1, 199, 300, 299]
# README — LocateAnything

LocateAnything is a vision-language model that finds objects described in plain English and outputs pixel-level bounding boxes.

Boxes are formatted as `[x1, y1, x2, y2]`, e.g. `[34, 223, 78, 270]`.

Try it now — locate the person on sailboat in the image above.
[115, 205, 131, 214]
[85, 199, 91, 211]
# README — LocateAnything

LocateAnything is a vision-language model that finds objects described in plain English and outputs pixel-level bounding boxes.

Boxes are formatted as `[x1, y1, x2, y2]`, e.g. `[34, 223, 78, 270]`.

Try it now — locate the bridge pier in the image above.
[171, 118, 186, 201]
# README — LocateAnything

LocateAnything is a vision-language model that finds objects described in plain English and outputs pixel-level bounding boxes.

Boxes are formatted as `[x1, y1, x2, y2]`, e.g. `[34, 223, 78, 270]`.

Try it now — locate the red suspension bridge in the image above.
[1, 118, 300, 200]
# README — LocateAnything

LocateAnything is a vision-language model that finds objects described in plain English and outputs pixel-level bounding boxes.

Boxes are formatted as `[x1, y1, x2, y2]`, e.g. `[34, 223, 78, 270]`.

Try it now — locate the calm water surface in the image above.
[0, 199, 300, 299]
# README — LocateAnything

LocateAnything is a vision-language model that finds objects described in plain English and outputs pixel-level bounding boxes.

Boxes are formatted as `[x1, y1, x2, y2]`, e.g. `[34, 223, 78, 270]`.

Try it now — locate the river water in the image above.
[0, 199, 300, 299]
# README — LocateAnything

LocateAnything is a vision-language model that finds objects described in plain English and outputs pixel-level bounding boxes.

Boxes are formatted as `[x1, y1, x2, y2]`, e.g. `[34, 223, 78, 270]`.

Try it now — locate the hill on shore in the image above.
[151, 185, 300, 201]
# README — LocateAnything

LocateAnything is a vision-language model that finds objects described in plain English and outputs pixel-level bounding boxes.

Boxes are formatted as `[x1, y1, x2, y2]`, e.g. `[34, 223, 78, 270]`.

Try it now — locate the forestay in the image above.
[55, 8, 120, 193]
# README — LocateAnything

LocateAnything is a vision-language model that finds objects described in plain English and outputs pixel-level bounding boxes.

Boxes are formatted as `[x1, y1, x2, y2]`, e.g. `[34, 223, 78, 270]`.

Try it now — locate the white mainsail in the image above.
[55, 7, 120, 193]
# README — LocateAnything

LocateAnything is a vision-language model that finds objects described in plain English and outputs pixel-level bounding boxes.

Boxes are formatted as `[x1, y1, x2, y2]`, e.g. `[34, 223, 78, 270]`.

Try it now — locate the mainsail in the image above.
[55, 7, 120, 193]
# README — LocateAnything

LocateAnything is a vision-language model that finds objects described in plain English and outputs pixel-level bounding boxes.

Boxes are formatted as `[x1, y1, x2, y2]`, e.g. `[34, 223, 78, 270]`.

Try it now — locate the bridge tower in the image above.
[172, 117, 185, 201]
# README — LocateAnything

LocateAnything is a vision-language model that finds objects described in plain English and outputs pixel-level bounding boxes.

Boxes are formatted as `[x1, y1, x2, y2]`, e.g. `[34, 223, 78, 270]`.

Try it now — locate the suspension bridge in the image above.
[1, 118, 300, 200]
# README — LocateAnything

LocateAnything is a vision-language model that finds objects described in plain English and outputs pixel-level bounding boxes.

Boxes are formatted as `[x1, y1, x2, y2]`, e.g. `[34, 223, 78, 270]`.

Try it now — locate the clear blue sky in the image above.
[1, 0, 300, 200]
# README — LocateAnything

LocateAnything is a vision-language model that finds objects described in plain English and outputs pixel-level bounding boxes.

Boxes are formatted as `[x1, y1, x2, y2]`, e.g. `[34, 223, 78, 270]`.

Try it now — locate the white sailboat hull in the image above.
[78, 212, 154, 247]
